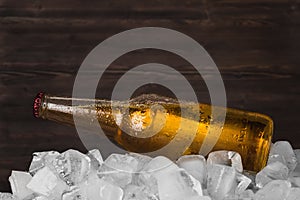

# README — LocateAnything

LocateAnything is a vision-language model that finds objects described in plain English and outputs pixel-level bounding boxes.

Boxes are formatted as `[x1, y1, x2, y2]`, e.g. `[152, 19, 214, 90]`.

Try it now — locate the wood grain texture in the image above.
[1, 0, 300, 191]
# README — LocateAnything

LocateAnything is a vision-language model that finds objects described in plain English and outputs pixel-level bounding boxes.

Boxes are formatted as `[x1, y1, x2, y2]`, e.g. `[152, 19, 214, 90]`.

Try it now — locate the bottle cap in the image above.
[33, 92, 44, 118]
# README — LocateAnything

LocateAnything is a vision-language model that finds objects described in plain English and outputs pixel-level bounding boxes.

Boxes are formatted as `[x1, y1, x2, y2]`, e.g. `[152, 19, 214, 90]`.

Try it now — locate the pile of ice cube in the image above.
[1, 141, 300, 200]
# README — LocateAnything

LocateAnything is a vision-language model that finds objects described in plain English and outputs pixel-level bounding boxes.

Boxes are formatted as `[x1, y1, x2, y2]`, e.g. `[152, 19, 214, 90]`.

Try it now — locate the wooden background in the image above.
[0, 0, 300, 191]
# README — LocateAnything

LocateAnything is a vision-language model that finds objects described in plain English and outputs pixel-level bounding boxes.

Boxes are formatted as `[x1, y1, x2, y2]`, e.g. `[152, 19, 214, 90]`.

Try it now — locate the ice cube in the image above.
[29, 151, 60, 175]
[97, 181, 123, 200]
[142, 156, 178, 174]
[255, 161, 289, 188]
[207, 164, 236, 200]
[61, 177, 123, 200]
[288, 176, 300, 187]
[61, 187, 83, 200]
[102, 153, 139, 172]
[254, 180, 291, 200]
[240, 189, 254, 199]
[223, 194, 239, 200]
[176, 155, 207, 186]
[51, 149, 91, 185]
[136, 156, 179, 195]
[8, 171, 33, 199]
[207, 151, 243, 172]
[26, 166, 65, 197]
[156, 168, 203, 200]
[191, 196, 211, 200]
[202, 189, 208, 196]
[291, 149, 300, 177]
[242, 171, 256, 190]
[235, 173, 252, 194]
[189, 196, 212, 200]
[224, 189, 254, 200]
[31, 196, 49, 200]
[127, 153, 152, 171]
[87, 149, 103, 170]
[135, 174, 158, 196]
[0, 193, 18, 200]
[267, 141, 297, 172]
[80, 172, 102, 200]
[134, 171, 158, 195]
[133, 156, 179, 196]
[47, 178, 69, 200]
[123, 184, 159, 200]
[98, 153, 139, 187]
[126, 153, 153, 186]
[78, 171, 106, 200]
[286, 188, 300, 200]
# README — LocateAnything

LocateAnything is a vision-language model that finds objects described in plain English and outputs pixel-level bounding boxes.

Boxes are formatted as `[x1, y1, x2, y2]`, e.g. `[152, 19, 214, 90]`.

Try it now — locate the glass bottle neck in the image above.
[33, 93, 114, 126]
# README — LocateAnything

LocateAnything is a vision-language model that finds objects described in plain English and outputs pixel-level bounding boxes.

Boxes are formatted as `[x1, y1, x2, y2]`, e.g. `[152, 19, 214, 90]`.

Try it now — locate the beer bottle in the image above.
[33, 92, 273, 172]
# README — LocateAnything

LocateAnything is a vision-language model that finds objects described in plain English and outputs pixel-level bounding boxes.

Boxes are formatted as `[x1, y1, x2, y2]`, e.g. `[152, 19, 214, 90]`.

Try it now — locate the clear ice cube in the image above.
[32, 196, 49, 200]
[131, 156, 176, 196]
[241, 171, 256, 190]
[61, 186, 83, 200]
[127, 153, 153, 186]
[26, 166, 65, 197]
[255, 161, 289, 188]
[47, 177, 69, 200]
[87, 149, 103, 170]
[288, 176, 300, 187]
[240, 189, 254, 199]
[156, 168, 203, 200]
[207, 151, 243, 172]
[224, 189, 254, 200]
[81, 172, 102, 200]
[188, 196, 212, 200]
[254, 180, 291, 200]
[142, 156, 178, 174]
[207, 164, 236, 200]
[123, 184, 158, 200]
[8, 171, 33, 199]
[286, 187, 300, 200]
[0, 193, 18, 200]
[267, 141, 297, 172]
[98, 153, 139, 188]
[61, 177, 123, 200]
[139, 156, 179, 194]
[134, 172, 158, 196]
[29, 151, 60, 175]
[291, 149, 300, 177]
[202, 189, 208, 196]
[235, 173, 252, 194]
[127, 153, 152, 171]
[96, 181, 123, 200]
[176, 155, 207, 186]
[77, 171, 109, 200]
[50, 149, 91, 186]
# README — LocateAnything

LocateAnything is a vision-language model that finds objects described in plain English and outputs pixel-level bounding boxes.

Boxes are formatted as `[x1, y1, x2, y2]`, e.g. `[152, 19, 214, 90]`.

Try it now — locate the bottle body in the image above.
[34, 93, 273, 172]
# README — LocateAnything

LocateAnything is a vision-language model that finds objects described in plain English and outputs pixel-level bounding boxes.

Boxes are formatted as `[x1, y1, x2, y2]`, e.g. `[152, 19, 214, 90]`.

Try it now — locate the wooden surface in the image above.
[1, 0, 300, 191]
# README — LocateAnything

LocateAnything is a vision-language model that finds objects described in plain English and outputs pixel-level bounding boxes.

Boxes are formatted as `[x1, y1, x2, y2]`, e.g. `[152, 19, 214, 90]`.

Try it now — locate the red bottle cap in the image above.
[33, 92, 44, 118]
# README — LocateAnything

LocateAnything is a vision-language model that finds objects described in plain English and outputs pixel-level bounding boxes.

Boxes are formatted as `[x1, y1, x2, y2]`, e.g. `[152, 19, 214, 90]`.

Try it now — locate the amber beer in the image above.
[33, 92, 273, 172]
